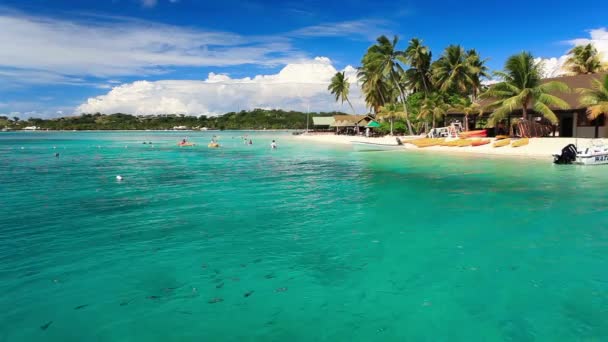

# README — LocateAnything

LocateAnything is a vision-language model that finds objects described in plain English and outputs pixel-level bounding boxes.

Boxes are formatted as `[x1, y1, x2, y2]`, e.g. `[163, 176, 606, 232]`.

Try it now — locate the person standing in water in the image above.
[270, 140, 277, 149]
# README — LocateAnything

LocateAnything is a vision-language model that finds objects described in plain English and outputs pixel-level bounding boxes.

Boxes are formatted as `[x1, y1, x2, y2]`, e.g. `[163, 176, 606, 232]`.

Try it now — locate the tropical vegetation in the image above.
[328, 71, 355, 114]
[0, 109, 340, 131]
[564, 43, 607, 75]
[578, 74, 608, 120]
[482, 52, 570, 125]
[354, 35, 490, 135]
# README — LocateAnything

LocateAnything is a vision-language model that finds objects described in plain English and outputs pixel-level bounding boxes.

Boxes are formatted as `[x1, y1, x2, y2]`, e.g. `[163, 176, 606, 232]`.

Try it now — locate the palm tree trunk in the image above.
[346, 98, 356, 115]
[464, 115, 469, 131]
[390, 118, 394, 136]
[390, 72, 414, 135]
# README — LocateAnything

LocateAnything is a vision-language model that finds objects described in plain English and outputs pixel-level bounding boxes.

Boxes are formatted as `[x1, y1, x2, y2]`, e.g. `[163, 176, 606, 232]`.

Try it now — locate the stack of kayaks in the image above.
[511, 138, 529, 147]
[493, 138, 511, 147]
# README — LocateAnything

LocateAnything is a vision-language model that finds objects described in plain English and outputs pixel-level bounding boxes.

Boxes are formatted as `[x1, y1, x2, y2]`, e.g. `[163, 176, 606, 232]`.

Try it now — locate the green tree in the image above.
[431, 45, 474, 95]
[450, 98, 482, 131]
[418, 93, 448, 128]
[357, 65, 391, 114]
[361, 35, 414, 134]
[328, 71, 356, 114]
[465, 49, 490, 99]
[377, 103, 407, 135]
[483, 52, 570, 126]
[403, 38, 432, 94]
[564, 44, 607, 75]
[578, 74, 608, 121]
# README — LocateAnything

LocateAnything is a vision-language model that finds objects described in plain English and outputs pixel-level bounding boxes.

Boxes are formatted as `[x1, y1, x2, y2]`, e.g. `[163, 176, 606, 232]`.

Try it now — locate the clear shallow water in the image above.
[1, 131, 608, 341]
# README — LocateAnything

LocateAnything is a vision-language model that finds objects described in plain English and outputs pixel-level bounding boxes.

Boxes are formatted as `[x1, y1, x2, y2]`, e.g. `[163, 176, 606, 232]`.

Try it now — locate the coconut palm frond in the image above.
[587, 103, 608, 119]
[532, 102, 558, 124]
[536, 93, 570, 110]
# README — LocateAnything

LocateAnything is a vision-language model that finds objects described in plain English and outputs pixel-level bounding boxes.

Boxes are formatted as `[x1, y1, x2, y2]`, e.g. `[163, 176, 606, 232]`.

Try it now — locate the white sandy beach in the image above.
[296, 133, 598, 160]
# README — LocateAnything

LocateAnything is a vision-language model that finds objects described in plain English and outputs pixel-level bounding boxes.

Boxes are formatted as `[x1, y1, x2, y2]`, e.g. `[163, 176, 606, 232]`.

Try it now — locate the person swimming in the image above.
[270, 140, 277, 149]
[248, 139, 253, 145]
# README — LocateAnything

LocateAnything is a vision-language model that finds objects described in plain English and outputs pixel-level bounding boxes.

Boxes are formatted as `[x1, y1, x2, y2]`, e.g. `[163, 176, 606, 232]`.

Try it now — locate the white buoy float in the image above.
[116, 175, 123, 181]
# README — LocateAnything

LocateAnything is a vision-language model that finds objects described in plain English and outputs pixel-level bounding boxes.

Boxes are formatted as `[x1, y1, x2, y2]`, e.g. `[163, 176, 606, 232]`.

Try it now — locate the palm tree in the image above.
[465, 49, 490, 100]
[357, 65, 390, 114]
[418, 93, 448, 129]
[483, 52, 570, 127]
[362, 35, 414, 134]
[564, 44, 607, 75]
[451, 98, 483, 131]
[377, 103, 407, 135]
[328, 71, 355, 114]
[578, 74, 608, 121]
[403, 38, 432, 94]
[431, 45, 474, 95]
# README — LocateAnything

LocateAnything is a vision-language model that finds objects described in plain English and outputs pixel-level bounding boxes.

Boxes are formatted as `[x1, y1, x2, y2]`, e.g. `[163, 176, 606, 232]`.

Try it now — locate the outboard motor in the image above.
[553, 144, 577, 164]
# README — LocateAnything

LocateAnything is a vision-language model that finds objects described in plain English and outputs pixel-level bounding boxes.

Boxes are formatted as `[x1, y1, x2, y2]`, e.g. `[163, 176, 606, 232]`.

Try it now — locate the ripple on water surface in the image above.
[2, 131, 608, 341]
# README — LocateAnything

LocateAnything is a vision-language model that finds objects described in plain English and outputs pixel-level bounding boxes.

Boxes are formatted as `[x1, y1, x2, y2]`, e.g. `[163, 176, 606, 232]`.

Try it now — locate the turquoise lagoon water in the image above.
[2, 131, 608, 341]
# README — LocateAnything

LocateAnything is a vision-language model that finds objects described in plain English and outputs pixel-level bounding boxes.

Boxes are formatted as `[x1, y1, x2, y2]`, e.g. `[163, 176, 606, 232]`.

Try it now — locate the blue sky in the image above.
[1, 0, 607, 117]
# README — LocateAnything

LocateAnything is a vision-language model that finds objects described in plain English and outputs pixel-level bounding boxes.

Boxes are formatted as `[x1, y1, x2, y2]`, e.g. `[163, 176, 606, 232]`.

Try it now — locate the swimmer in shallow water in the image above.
[270, 140, 277, 149]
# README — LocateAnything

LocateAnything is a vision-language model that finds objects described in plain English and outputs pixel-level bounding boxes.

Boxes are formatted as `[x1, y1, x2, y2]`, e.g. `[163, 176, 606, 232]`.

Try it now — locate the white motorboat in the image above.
[554, 140, 608, 165]
[352, 141, 404, 152]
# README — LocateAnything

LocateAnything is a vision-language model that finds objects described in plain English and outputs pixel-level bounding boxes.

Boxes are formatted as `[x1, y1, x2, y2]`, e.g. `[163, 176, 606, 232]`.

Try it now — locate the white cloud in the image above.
[76, 57, 365, 115]
[0, 11, 300, 81]
[290, 19, 392, 41]
[536, 28, 608, 78]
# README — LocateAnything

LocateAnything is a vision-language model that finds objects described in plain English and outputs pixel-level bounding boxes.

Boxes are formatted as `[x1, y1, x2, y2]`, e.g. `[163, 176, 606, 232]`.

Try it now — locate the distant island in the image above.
[0, 109, 342, 131]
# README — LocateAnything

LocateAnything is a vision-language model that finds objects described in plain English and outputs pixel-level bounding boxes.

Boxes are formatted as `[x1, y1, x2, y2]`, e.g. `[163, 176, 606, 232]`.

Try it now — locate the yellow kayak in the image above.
[208, 142, 220, 148]
[493, 138, 511, 148]
[511, 138, 529, 147]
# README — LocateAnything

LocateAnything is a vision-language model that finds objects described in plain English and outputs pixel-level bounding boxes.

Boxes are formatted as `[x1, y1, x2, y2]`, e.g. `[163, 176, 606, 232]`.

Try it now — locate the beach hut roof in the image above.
[331, 115, 374, 127]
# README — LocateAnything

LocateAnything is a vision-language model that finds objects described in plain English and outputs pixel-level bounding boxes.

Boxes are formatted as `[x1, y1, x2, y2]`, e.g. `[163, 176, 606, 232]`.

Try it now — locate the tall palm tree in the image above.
[465, 49, 490, 100]
[564, 44, 607, 75]
[450, 98, 483, 131]
[377, 103, 407, 135]
[328, 71, 356, 114]
[578, 74, 608, 120]
[418, 93, 448, 129]
[403, 38, 432, 94]
[357, 65, 390, 114]
[431, 45, 474, 95]
[483, 52, 570, 126]
[362, 35, 414, 134]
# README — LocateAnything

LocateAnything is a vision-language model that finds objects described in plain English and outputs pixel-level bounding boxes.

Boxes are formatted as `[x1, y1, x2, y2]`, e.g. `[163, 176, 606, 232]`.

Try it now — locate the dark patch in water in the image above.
[216, 282, 224, 289]
[264, 274, 275, 279]
[208, 298, 223, 304]
[40, 321, 53, 330]
[120, 299, 134, 306]
[74, 304, 89, 310]
[275, 287, 288, 293]
[244, 291, 254, 297]
[147, 295, 161, 300]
